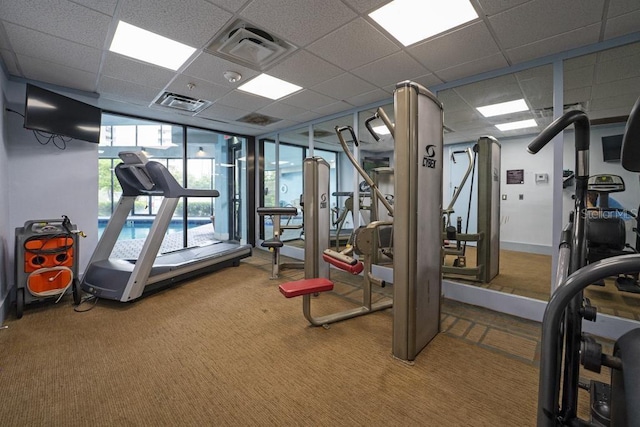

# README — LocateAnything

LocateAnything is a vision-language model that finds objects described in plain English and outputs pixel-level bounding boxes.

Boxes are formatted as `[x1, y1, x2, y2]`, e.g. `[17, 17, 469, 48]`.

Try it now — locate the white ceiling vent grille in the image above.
[206, 20, 296, 70]
[153, 92, 212, 113]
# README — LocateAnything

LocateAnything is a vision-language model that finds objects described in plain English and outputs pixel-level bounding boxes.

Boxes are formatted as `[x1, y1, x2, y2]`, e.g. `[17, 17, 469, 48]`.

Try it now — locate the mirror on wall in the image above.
[437, 64, 554, 300]
[564, 41, 640, 321]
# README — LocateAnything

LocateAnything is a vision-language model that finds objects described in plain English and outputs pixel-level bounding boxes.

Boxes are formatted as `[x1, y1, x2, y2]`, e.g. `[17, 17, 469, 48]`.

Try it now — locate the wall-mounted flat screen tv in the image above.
[24, 84, 102, 143]
[601, 134, 623, 163]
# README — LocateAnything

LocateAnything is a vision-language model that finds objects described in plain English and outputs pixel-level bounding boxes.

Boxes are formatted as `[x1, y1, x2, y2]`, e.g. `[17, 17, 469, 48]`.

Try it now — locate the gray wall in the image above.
[1, 78, 99, 322]
[0, 69, 10, 321]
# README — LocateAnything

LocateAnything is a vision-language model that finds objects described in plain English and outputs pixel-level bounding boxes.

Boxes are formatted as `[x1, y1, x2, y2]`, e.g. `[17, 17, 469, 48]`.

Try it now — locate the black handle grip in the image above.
[364, 115, 380, 142]
[335, 125, 359, 147]
[527, 110, 590, 154]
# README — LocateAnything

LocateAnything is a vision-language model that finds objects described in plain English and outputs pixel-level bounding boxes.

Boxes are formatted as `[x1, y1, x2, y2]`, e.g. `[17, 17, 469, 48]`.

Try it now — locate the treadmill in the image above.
[81, 151, 251, 302]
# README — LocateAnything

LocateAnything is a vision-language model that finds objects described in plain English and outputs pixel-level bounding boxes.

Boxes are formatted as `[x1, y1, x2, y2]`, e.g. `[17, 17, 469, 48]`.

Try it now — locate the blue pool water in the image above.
[98, 218, 210, 240]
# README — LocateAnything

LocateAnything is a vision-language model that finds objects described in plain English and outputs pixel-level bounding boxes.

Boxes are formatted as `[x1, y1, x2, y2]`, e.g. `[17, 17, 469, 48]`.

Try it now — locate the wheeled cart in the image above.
[14, 217, 82, 318]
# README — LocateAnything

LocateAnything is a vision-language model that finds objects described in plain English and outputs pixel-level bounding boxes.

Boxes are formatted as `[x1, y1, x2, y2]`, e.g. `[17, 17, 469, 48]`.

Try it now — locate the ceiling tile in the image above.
[289, 109, 323, 123]
[564, 87, 592, 106]
[340, 0, 388, 14]
[564, 52, 597, 71]
[216, 90, 273, 111]
[434, 53, 509, 82]
[313, 100, 353, 116]
[413, 74, 444, 90]
[452, 74, 520, 107]
[505, 24, 601, 64]
[240, 0, 357, 47]
[280, 89, 337, 110]
[306, 18, 399, 70]
[564, 64, 595, 90]
[0, 24, 11, 50]
[118, 0, 233, 47]
[257, 102, 305, 119]
[0, 0, 111, 49]
[197, 103, 249, 121]
[604, 10, 640, 40]
[594, 52, 640, 85]
[4, 23, 101, 73]
[592, 76, 640, 100]
[72, 0, 118, 15]
[597, 42, 640, 61]
[590, 93, 640, 115]
[607, 0, 640, 17]
[0, 48, 19, 75]
[102, 53, 176, 89]
[206, 0, 249, 13]
[475, 0, 530, 16]
[409, 22, 501, 72]
[98, 76, 160, 105]
[182, 52, 260, 87]
[311, 73, 377, 100]
[488, 0, 605, 49]
[344, 89, 390, 107]
[165, 74, 231, 102]
[267, 50, 343, 87]
[437, 89, 471, 113]
[352, 51, 430, 87]
[18, 54, 97, 92]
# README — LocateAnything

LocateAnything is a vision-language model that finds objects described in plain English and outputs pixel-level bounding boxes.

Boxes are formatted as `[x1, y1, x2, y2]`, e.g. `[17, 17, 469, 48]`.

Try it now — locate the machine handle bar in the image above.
[334, 125, 394, 217]
[527, 110, 590, 155]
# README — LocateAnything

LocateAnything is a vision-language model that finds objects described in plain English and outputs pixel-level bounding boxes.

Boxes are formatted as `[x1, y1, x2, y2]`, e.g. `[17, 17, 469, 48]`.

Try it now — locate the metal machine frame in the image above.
[442, 136, 501, 283]
[281, 81, 443, 362]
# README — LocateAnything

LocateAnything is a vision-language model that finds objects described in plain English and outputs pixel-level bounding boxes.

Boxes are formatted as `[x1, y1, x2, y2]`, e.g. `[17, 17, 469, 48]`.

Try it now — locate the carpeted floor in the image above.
[0, 251, 543, 426]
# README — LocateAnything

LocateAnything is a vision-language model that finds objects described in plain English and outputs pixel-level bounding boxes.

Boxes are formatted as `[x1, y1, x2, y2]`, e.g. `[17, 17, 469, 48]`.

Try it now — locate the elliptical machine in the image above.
[532, 96, 640, 426]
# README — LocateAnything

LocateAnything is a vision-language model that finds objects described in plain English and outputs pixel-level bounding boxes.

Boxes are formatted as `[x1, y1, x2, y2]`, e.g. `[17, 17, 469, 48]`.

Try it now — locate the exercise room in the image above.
[0, 1, 639, 425]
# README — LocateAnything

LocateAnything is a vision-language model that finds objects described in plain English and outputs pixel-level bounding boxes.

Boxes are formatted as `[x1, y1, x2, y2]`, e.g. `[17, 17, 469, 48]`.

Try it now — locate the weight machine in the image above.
[278, 81, 443, 362]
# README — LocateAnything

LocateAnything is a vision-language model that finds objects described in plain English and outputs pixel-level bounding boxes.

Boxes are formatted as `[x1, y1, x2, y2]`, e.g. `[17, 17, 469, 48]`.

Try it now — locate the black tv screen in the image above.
[24, 84, 102, 143]
[602, 134, 623, 162]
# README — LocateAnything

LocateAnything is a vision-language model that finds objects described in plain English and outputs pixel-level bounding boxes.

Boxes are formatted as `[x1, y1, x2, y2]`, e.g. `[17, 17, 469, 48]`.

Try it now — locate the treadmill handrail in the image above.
[145, 162, 219, 198]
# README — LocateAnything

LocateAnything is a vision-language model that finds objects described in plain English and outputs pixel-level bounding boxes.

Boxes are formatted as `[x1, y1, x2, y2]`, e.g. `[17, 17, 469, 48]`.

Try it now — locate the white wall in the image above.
[445, 134, 555, 253]
[3, 80, 99, 320]
[0, 70, 11, 321]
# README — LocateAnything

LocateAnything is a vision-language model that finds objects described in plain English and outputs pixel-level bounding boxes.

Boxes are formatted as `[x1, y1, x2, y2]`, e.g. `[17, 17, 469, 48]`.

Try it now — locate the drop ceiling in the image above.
[0, 0, 639, 144]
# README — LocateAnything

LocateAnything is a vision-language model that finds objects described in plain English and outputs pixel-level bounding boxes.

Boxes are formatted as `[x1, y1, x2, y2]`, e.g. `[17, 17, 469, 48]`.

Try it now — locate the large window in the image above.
[98, 113, 248, 252]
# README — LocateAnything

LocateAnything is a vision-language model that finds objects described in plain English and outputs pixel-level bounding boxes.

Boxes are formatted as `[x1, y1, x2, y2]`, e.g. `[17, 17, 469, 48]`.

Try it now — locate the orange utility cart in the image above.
[14, 217, 81, 318]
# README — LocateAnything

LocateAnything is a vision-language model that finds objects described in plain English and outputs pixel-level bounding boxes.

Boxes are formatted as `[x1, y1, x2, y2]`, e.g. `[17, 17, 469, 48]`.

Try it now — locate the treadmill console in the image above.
[587, 174, 625, 193]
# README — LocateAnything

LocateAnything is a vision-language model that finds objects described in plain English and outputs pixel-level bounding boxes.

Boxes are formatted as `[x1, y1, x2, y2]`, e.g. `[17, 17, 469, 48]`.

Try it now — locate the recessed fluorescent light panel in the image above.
[477, 99, 528, 118]
[110, 21, 196, 70]
[238, 74, 302, 100]
[369, 0, 479, 46]
[372, 125, 391, 135]
[496, 119, 537, 131]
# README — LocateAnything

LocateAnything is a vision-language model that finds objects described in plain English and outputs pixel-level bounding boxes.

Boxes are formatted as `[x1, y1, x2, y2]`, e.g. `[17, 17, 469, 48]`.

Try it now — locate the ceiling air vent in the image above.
[206, 20, 296, 70]
[153, 92, 212, 113]
[237, 113, 281, 126]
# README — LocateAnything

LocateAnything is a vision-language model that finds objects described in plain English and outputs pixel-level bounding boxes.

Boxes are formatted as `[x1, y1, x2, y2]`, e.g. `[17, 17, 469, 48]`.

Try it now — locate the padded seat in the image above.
[278, 278, 334, 298]
[257, 207, 298, 216]
[261, 238, 284, 249]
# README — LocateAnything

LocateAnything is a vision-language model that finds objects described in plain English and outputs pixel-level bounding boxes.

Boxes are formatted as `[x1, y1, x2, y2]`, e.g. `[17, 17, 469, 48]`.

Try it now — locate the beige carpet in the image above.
[0, 257, 539, 426]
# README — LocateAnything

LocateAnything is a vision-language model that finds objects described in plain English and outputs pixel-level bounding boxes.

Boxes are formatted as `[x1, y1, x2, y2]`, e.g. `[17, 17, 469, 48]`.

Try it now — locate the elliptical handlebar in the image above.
[527, 110, 590, 155]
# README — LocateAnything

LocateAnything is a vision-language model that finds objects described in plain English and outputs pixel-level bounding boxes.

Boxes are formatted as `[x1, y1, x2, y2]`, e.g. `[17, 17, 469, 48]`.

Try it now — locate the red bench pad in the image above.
[322, 254, 364, 275]
[279, 278, 334, 298]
